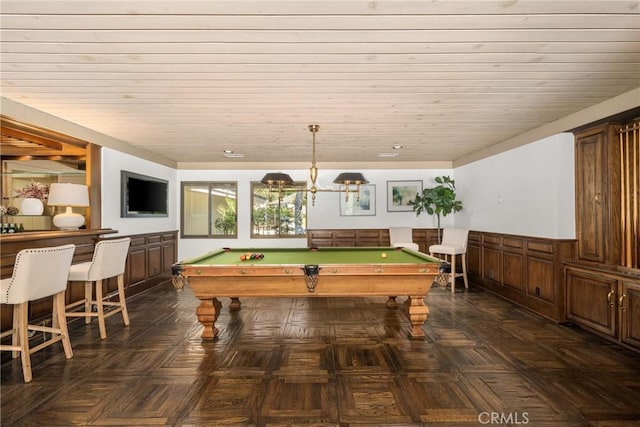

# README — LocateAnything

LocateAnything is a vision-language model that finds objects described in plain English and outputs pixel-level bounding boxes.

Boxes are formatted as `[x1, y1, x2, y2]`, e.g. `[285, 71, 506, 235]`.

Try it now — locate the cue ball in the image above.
[381, 252, 387, 258]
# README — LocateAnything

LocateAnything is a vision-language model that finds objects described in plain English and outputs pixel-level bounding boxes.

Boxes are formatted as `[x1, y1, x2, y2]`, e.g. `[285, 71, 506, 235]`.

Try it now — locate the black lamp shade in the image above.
[333, 172, 368, 185]
[260, 172, 295, 185]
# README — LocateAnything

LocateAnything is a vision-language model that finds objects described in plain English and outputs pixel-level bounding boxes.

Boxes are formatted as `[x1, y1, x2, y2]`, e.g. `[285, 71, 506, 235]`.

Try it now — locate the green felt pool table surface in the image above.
[185, 247, 440, 266]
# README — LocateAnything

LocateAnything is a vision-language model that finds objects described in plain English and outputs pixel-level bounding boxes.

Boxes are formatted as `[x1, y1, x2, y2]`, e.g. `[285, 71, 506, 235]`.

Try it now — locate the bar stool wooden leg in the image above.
[17, 302, 32, 383]
[11, 305, 20, 359]
[54, 291, 73, 359]
[450, 254, 456, 293]
[95, 279, 107, 340]
[117, 274, 130, 326]
[462, 253, 469, 290]
[84, 281, 92, 324]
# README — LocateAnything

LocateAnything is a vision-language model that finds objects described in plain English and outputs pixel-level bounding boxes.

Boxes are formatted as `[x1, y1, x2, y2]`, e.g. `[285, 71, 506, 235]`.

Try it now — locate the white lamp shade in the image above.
[47, 183, 89, 230]
[47, 183, 90, 207]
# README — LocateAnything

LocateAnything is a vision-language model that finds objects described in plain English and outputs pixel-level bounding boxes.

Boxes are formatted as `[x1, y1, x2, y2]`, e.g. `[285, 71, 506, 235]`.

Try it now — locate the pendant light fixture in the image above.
[260, 124, 369, 205]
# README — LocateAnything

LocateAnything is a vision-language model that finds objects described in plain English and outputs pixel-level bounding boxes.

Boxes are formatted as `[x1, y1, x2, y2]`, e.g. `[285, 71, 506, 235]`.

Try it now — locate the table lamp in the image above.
[47, 183, 90, 230]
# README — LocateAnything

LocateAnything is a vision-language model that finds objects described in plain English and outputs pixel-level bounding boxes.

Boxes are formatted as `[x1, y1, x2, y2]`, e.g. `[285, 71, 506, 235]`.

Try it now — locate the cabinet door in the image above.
[502, 251, 524, 292]
[527, 255, 554, 302]
[467, 242, 481, 277]
[619, 280, 640, 349]
[162, 240, 176, 272]
[566, 268, 617, 337]
[127, 247, 148, 285]
[147, 245, 162, 277]
[575, 127, 607, 263]
[483, 247, 501, 282]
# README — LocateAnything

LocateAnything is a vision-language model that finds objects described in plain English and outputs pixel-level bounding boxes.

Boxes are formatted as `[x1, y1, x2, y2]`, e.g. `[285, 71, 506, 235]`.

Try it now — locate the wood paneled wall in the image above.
[309, 228, 577, 323]
[307, 228, 440, 253]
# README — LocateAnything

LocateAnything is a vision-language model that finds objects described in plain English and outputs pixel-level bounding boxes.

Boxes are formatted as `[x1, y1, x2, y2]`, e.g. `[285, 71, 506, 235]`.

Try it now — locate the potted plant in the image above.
[410, 175, 462, 243]
[14, 180, 49, 215]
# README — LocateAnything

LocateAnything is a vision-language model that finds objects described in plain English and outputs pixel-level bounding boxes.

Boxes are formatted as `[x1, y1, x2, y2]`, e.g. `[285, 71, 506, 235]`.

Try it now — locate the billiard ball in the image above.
[381, 252, 387, 258]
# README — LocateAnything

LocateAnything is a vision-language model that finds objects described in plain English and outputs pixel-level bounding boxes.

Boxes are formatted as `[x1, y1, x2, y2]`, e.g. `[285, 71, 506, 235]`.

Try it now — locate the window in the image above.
[251, 181, 307, 237]
[181, 182, 237, 238]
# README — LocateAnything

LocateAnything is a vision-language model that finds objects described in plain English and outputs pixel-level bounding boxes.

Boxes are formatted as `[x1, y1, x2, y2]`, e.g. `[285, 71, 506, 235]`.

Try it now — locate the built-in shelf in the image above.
[2, 215, 52, 231]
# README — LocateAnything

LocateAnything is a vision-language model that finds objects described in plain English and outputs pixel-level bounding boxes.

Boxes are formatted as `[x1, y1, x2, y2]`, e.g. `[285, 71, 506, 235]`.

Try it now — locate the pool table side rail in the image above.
[177, 262, 440, 277]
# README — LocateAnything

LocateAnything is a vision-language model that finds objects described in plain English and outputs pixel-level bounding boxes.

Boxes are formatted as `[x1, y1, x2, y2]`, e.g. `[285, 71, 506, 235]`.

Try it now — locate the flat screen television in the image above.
[121, 170, 169, 217]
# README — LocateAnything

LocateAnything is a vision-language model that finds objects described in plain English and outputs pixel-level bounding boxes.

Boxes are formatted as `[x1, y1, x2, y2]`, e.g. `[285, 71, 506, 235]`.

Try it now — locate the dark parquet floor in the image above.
[2, 281, 640, 427]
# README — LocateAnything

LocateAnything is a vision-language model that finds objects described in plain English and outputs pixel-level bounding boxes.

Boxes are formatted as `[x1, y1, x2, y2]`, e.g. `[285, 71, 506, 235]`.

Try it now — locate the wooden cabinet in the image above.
[565, 265, 617, 336]
[123, 231, 178, 292]
[0, 229, 178, 333]
[574, 124, 621, 265]
[467, 231, 576, 321]
[569, 117, 640, 351]
[565, 263, 640, 350]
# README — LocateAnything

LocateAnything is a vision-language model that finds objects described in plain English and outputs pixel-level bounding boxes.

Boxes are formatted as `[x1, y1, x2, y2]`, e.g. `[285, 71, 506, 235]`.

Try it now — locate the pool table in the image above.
[171, 247, 441, 340]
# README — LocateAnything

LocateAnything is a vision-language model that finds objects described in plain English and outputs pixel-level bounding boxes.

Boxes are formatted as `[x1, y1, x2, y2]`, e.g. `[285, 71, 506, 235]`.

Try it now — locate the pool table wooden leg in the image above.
[196, 297, 222, 340]
[406, 296, 429, 339]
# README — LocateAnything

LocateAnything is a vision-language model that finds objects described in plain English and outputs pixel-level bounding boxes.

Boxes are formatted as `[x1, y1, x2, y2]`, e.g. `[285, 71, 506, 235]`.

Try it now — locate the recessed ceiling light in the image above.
[392, 145, 403, 149]
[223, 151, 245, 158]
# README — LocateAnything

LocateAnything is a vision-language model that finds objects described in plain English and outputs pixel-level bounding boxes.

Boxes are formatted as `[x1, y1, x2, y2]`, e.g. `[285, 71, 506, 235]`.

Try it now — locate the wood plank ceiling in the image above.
[1, 1, 639, 165]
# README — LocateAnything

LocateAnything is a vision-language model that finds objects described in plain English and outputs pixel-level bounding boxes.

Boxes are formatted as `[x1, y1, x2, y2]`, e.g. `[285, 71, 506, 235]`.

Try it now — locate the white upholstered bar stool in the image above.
[0, 244, 76, 382]
[65, 237, 131, 339]
[389, 227, 419, 251]
[429, 228, 469, 293]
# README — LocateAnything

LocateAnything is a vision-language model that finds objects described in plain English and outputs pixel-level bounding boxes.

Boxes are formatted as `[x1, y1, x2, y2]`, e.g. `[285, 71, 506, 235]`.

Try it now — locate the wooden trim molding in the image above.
[1, 115, 89, 157]
[1, 115, 103, 229]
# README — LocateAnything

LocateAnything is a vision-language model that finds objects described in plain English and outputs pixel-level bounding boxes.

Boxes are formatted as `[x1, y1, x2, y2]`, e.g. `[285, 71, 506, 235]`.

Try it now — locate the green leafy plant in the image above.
[214, 197, 237, 235]
[410, 176, 463, 242]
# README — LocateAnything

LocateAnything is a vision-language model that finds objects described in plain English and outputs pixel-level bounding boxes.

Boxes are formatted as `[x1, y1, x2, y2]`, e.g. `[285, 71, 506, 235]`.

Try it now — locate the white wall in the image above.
[104, 133, 575, 259]
[176, 168, 453, 260]
[454, 132, 575, 239]
[102, 148, 178, 236]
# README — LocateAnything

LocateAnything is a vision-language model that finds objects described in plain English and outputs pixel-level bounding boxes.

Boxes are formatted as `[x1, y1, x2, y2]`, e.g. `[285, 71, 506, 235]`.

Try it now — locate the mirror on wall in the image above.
[1, 160, 87, 232]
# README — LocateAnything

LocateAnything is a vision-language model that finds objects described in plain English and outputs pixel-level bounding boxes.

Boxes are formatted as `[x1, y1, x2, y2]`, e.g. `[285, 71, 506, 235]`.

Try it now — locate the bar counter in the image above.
[0, 228, 178, 336]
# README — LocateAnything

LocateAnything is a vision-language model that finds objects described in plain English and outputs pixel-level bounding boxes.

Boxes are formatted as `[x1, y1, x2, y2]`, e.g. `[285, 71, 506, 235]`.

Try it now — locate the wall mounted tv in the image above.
[121, 170, 169, 217]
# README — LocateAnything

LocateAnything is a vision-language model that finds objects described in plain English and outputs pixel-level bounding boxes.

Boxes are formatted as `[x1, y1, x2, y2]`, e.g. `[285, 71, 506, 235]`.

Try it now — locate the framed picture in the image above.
[339, 184, 376, 216]
[387, 180, 422, 212]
